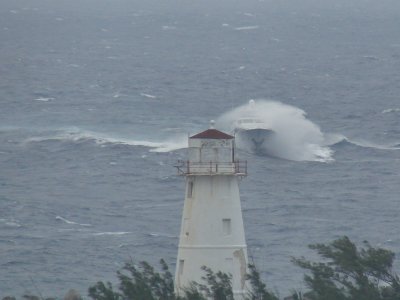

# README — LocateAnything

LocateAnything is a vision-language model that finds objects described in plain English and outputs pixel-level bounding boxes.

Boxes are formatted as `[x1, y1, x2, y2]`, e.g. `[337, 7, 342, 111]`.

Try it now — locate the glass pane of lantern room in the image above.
[189, 147, 200, 162]
[201, 147, 215, 162]
[219, 148, 232, 162]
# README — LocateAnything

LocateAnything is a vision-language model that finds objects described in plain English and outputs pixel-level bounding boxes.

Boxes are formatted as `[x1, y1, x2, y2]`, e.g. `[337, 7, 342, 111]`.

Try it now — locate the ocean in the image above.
[1, 0, 399, 297]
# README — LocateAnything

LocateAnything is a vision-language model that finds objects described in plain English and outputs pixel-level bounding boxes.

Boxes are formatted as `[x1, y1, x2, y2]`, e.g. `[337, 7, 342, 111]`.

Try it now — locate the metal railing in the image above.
[175, 160, 247, 176]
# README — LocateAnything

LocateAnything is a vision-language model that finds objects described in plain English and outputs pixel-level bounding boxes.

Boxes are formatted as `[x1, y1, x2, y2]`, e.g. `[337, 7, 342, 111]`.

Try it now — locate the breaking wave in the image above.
[19, 110, 399, 160]
[216, 100, 400, 162]
[326, 135, 400, 151]
[216, 100, 334, 162]
[24, 127, 187, 153]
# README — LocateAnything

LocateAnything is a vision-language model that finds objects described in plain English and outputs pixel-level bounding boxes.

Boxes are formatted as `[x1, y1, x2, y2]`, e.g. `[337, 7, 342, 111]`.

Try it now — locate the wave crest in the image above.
[25, 127, 187, 153]
[216, 100, 334, 162]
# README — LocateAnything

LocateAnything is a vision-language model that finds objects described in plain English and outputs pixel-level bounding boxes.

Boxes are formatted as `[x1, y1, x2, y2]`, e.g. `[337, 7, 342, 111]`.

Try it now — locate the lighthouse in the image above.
[175, 122, 249, 299]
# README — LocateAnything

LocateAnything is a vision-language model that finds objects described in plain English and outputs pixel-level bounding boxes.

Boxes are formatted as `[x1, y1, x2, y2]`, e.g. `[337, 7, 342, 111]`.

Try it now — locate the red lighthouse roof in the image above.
[190, 129, 234, 139]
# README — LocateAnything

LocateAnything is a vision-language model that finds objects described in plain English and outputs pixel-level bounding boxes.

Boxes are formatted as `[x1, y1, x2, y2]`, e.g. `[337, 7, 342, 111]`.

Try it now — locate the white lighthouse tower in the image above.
[175, 123, 249, 299]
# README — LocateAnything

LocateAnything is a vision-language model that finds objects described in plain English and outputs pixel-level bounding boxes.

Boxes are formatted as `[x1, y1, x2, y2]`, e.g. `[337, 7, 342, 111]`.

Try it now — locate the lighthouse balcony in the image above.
[175, 160, 247, 176]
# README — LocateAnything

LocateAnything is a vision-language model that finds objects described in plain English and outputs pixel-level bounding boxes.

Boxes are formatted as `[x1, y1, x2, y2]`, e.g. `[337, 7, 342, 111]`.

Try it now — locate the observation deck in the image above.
[175, 160, 247, 176]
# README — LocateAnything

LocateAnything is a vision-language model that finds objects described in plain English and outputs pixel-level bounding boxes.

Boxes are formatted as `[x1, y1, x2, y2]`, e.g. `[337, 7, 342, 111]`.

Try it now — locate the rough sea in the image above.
[1, 0, 399, 297]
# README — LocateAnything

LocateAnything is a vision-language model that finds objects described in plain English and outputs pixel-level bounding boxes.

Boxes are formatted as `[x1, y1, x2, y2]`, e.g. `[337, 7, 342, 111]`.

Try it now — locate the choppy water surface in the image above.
[1, 0, 400, 297]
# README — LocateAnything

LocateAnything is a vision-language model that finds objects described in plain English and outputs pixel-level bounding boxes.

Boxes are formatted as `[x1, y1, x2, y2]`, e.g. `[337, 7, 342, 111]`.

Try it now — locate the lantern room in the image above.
[176, 126, 247, 176]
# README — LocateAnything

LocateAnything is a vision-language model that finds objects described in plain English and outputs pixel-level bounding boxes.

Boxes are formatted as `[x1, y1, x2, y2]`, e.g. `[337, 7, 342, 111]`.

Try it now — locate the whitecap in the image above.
[347, 139, 400, 151]
[93, 232, 131, 236]
[5, 222, 21, 228]
[148, 232, 177, 238]
[34, 97, 54, 102]
[216, 99, 334, 162]
[58, 228, 91, 233]
[382, 108, 400, 114]
[56, 216, 92, 227]
[322, 133, 347, 146]
[24, 127, 188, 153]
[234, 26, 259, 31]
[140, 93, 156, 99]
[0, 218, 22, 228]
[149, 136, 187, 153]
[326, 134, 400, 151]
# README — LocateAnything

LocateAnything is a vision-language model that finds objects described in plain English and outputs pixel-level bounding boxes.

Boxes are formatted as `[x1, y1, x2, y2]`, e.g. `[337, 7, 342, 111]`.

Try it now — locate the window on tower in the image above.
[187, 181, 194, 198]
[179, 259, 185, 275]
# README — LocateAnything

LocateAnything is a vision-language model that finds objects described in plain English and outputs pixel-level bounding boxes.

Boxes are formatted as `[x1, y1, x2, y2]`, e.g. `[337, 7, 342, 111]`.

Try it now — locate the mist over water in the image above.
[216, 100, 334, 162]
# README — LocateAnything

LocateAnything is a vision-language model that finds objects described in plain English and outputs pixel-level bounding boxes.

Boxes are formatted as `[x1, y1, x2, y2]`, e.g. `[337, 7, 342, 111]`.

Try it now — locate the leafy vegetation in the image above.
[87, 259, 277, 300]
[4, 237, 399, 300]
[292, 236, 400, 300]
[244, 264, 278, 300]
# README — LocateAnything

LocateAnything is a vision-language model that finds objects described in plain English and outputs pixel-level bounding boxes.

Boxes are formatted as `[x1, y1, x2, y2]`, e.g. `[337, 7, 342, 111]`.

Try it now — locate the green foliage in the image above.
[88, 282, 121, 300]
[180, 284, 207, 300]
[88, 261, 237, 300]
[118, 259, 175, 300]
[245, 264, 279, 300]
[5, 236, 400, 300]
[190, 266, 234, 300]
[89, 259, 176, 300]
[292, 236, 400, 300]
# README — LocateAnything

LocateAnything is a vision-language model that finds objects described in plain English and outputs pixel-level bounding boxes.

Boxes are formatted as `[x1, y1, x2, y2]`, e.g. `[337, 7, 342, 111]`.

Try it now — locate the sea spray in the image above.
[216, 100, 334, 162]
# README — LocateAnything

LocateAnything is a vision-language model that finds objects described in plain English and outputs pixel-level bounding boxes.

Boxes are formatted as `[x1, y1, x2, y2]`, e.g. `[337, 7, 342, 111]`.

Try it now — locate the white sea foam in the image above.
[314, 133, 400, 151]
[234, 26, 259, 31]
[148, 232, 177, 238]
[0, 218, 22, 228]
[34, 97, 54, 102]
[140, 93, 156, 99]
[56, 216, 92, 227]
[93, 232, 131, 236]
[321, 133, 347, 146]
[382, 108, 400, 114]
[346, 139, 400, 151]
[149, 135, 187, 153]
[216, 99, 334, 162]
[25, 127, 187, 153]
